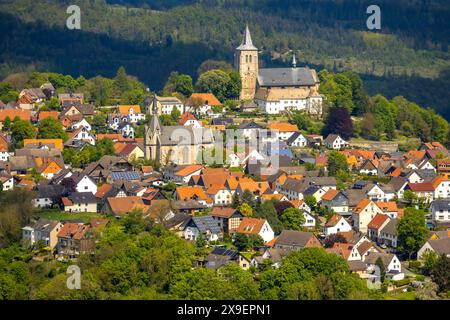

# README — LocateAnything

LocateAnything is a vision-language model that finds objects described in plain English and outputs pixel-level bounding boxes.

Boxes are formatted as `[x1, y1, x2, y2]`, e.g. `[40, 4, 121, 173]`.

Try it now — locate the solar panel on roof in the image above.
[111, 171, 140, 181]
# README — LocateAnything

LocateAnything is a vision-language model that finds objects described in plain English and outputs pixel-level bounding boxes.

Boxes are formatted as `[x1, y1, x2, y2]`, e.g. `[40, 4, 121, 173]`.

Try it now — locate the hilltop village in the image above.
[0, 26, 448, 300]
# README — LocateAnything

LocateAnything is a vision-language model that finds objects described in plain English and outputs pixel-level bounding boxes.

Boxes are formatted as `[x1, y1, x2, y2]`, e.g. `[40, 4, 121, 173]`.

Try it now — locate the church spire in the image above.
[236, 24, 257, 51]
[148, 95, 161, 135]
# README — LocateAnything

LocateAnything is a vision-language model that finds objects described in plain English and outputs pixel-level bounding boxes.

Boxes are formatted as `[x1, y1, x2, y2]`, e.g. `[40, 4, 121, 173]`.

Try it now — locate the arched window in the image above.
[245, 55, 248, 63]
[249, 55, 252, 63]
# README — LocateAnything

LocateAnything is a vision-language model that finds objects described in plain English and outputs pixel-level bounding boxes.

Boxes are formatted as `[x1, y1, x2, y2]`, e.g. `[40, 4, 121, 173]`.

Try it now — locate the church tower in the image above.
[144, 95, 161, 161]
[235, 25, 258, 101]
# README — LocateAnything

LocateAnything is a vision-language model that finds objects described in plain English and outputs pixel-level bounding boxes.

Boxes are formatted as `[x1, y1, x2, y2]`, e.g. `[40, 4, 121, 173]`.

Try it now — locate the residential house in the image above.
[0, 134, 9, 162]
[251, 248, 291, 269]
[238, 121, 262, 139]
[324, 214, 352, 236]
[273, 230, 322, 250]
[324, 134, 348, 149]
[204, 247, 239, 269]
[235, 181, 270, 200]
[430, 199, 450, 226]
[62, 192, 98, 213]
[321, 189, 350, 215]
[65, 126, 95, 146]
[182, 216, 223, 242]
[378, 219, 398, 248]
[418, 237, 450, 259]
[22, 219, 63, 249]
[71, 118, 92, 132]
[352, 199, 384, 234]
[33, 184, 65, 208]
[163, 164, 204, 184]
[174, 186, 213, 207]
[118, 105, 145, 123]
[187, 93, 222, 115]
[179, 112, 202, 128]
[287, 132, 308, 147]
[103, 196, 147, 217]
[148, 95, 184, 115]
[326, 242, 362, 261]
[266, 123, 299, 141]
[62, 173, 98, 195]
[367, 214, 391, 243]
[116, 144, 144, 162]
[56, 222, 94, 259]
[364, 252, 404, 280]
[210, 207, 244, 234]
[235, 217, 274, 243]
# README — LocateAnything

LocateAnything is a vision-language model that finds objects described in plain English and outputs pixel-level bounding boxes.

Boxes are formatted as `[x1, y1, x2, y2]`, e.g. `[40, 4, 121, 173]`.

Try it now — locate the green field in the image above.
[33, 209, 105, 223]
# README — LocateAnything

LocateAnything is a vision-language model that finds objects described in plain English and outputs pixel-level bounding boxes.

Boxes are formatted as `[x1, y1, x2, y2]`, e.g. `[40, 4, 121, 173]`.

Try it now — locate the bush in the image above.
[409, 260, 421, 269]
[394, 278, 411, 287]
[415, 275, 425, 281]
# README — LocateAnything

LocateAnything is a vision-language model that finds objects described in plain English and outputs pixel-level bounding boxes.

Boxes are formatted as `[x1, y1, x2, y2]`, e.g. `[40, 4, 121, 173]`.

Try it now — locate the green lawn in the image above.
[387, 290, 416, 300]
[34, 209, 105, 223]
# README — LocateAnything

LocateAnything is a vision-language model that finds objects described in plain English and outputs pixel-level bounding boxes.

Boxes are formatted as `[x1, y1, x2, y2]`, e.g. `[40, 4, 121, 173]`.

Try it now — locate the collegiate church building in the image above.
[235, 25, 323, 116]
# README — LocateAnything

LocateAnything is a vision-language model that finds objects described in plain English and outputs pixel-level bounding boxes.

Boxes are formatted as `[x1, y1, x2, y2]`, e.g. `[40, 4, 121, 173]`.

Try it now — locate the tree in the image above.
[10, 119, 35, 149]
[397, 208, 428, 259]
[241, 189, 256, 208]
[3, 117, 11, 132]
[303, 195, 317, 211]
[421, 250, 438, 276]
[164, 72, 194, 97]
[197, 60, 233, 75]
[431, 254, 450, 293]
[37, 118, 68, 141]
[375, 257, 386, 283]
[323, 233, 347, 248]
[327, 151, 348, 176]
[280, 208, 305, 231]
[239, 202, 253, 217]
[0, 82, 18, 103]
[322, 107, 353, 140]
[254, 201, 284, 234]
[196, 69, 230, 102]
[403, 190, 418, 205]
[43, 97, 60, 110]
[114, 66, 129, 94]
[234, 233, 263, 251]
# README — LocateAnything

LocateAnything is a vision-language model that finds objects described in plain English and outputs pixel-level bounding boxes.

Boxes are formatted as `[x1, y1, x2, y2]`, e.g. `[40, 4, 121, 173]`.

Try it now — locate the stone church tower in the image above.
[144, 95, 161, 161]
[235, 25, 258, 101]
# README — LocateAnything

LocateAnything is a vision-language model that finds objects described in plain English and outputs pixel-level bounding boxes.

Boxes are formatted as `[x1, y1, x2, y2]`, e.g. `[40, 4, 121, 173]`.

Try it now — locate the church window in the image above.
[245, 55, 248, 63]
[249, 55, 252, 63]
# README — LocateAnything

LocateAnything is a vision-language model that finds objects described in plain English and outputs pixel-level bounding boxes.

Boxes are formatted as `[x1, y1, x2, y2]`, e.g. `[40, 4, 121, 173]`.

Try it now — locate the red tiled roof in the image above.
[367, 213, 390, 230]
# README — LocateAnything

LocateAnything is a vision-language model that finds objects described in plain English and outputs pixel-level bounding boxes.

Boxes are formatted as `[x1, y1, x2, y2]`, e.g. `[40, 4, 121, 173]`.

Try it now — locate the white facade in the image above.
[161, 103, 184, 115]
[256, 96, 323, 115]
[430, 201, 450, 223]
[1, 177, 14, 191]
[210, 189, 233, 205]
[76, 175, 98, 195]
[33, 197, 54, 208]
[0, 152, 10, 162]
[64, 202, 97, 213]
[72, 119, 92, 132]
[72, 127, 95, 146]
[324, 216, 352, 236]
[325, 135, 348, 149]
[289, 134, 307, 147]
[302, 211, 316, 228]
[434, 180, 450, 199]
[257, 221, 275, 243]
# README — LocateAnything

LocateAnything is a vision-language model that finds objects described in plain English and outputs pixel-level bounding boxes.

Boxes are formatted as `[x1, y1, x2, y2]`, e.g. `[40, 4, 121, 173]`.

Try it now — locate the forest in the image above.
[0, 0, 449, 118]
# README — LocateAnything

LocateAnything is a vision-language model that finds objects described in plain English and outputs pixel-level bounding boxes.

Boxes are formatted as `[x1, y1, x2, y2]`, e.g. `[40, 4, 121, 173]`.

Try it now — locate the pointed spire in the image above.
[148, 95, 161, 137]
[292, 52, 297, 68]
[236, 24, 257, 51]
